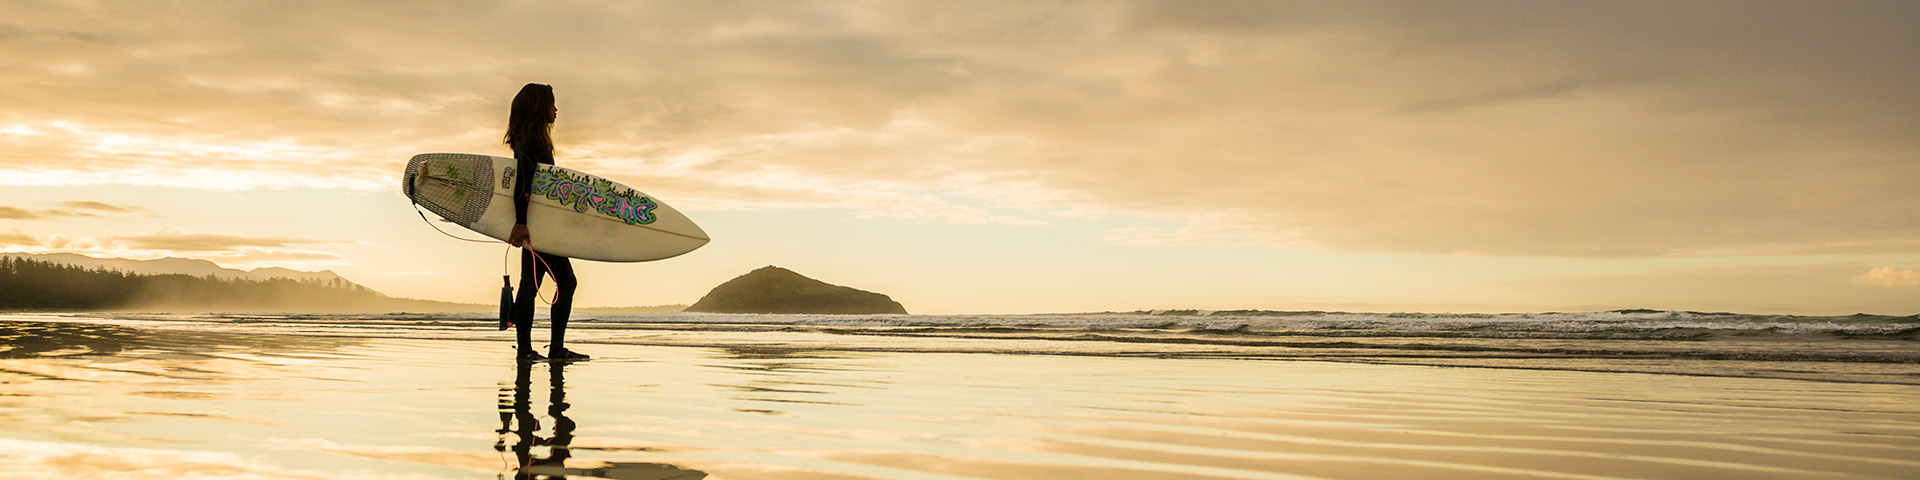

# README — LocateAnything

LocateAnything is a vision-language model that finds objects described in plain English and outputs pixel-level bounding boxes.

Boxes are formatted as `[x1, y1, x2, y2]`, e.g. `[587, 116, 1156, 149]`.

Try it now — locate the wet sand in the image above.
[2, 319, 1918, 479]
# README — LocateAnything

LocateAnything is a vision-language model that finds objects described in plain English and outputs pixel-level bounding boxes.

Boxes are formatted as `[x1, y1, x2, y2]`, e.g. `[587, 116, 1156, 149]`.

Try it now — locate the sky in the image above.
[1, 0, 1916, 315]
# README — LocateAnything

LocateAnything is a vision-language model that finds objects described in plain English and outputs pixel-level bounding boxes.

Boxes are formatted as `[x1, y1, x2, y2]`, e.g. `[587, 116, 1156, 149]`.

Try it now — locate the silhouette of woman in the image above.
[504, 83, 586, 361]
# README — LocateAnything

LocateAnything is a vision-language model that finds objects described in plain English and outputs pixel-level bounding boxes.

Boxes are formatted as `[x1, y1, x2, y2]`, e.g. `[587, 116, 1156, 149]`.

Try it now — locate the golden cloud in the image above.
[0, 206, 41, 220]
[0, 1, 1914, 258]
[1852, 266, 1920, 288]
[112, 231, 348, 252]
[0, 229, 38, 246]
[1, 229, 351, 270]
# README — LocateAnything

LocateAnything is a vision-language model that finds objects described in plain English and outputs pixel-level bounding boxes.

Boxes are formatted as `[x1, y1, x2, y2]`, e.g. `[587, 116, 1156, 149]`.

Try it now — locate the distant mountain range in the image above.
[2, 254, 855, 315]
[0, 252, 495, 313]
[0, 252, 353, 285]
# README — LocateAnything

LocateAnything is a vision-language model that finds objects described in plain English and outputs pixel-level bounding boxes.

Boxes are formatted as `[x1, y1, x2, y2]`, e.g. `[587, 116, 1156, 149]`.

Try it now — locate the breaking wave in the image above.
[10, 308, 1919, 384]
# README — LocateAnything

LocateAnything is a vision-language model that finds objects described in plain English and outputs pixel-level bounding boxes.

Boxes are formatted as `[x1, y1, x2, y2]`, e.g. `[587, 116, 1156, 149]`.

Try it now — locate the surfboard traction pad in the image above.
[404, 153, 495, 227]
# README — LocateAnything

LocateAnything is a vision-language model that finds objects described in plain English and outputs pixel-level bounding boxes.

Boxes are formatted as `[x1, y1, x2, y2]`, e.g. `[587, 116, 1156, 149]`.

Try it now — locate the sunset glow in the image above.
[2, 1, 1915, 314]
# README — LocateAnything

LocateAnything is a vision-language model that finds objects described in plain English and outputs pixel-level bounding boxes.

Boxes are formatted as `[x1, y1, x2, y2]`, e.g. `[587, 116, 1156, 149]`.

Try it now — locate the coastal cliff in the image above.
[687, 266, 907, 315]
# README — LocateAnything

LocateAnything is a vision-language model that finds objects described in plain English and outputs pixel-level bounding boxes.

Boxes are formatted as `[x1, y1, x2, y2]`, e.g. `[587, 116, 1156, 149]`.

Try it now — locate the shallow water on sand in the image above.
[1, 319, 1918, 479]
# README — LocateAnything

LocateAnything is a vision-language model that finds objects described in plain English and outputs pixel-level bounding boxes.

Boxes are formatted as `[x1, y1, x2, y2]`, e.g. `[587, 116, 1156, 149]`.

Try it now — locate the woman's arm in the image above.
[508, 146, 542, 247]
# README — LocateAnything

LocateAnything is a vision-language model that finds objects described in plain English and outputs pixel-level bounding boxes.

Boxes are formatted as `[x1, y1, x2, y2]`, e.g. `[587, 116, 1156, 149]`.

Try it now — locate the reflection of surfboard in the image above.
[403, 153, 708, 262]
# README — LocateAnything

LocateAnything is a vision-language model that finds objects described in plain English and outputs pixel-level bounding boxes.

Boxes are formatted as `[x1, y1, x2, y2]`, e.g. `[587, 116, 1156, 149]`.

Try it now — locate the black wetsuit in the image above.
[510, 138, 578, 353]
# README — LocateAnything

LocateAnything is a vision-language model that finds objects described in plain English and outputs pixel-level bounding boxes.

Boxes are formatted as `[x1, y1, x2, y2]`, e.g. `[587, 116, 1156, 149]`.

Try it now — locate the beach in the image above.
[2, 314, 1918, 479]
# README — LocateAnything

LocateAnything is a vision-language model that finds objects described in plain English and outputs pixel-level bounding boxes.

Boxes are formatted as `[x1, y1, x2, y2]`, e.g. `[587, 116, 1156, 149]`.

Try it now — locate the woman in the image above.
[504, 83, 587, 361]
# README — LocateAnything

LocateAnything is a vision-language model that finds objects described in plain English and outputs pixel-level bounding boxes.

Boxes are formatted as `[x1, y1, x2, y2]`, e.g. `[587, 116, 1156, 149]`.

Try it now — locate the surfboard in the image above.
[402, 153, 709, 262]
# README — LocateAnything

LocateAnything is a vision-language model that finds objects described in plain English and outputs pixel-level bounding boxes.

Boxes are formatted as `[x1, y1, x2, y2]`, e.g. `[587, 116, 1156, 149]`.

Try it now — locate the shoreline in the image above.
[11, 312, 1919, 386]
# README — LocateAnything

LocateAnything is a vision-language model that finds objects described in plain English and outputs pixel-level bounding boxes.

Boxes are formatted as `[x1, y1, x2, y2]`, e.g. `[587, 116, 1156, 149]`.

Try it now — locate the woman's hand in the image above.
[508, 225, 531, 249]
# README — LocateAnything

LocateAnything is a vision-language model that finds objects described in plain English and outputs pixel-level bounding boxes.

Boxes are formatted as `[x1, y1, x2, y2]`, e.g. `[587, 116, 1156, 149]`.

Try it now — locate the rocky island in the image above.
[686, 266, 907, 314]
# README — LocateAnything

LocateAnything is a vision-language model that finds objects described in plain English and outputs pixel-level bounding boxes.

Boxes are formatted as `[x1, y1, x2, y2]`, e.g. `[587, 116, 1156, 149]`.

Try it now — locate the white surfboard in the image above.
[403, 153, 708, 262]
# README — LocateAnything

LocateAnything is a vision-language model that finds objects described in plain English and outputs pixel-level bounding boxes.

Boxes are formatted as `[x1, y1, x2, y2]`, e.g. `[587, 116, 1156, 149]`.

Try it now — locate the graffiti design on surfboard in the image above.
[531, 168, 658, 225]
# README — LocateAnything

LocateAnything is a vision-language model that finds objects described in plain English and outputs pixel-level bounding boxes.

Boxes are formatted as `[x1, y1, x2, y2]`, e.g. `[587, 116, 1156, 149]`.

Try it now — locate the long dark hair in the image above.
[504, 83, 555, 156]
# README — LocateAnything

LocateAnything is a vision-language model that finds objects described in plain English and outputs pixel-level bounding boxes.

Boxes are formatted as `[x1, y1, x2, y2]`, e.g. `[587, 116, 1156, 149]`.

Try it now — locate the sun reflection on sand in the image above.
[1, 319, 1917, 479]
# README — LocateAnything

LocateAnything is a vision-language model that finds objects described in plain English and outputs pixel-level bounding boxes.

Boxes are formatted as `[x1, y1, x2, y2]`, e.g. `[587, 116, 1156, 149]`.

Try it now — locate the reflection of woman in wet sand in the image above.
[495, 359, 537, 479]
[496, 362, 707, 480]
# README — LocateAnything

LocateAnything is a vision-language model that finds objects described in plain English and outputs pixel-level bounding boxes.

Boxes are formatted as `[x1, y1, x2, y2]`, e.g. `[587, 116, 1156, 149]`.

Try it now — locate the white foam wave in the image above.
[584, 311, 1918, 335]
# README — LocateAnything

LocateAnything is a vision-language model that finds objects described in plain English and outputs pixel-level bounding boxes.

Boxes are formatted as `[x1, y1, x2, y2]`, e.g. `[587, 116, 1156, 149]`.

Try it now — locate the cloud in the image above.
[1396, 75, 1639, 114]
[0, 205, 98, 220]
[1852, 266, 1920, 288]
[0, 230, 38, 246]
[0, 201, 149, 221]
[200, 249, 347, 263]
[113, 231, 348, 252]
[0, 1, 1915, 258]
[58, 200, 146, 214]
[0, 229, 352, 270]
[0, 206, 41, 220]
[1510, 263, 1920, 314]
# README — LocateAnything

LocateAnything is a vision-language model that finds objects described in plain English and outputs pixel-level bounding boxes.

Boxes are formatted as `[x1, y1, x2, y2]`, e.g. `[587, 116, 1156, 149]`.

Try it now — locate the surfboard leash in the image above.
[522, 246, 559, 306]
[410, 204, 558, 306]
[412, 205, 498, 244]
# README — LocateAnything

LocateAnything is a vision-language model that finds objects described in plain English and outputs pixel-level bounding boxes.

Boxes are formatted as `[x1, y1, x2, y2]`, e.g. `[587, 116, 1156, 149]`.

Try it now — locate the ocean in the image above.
[16, 309, 1918, 385]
